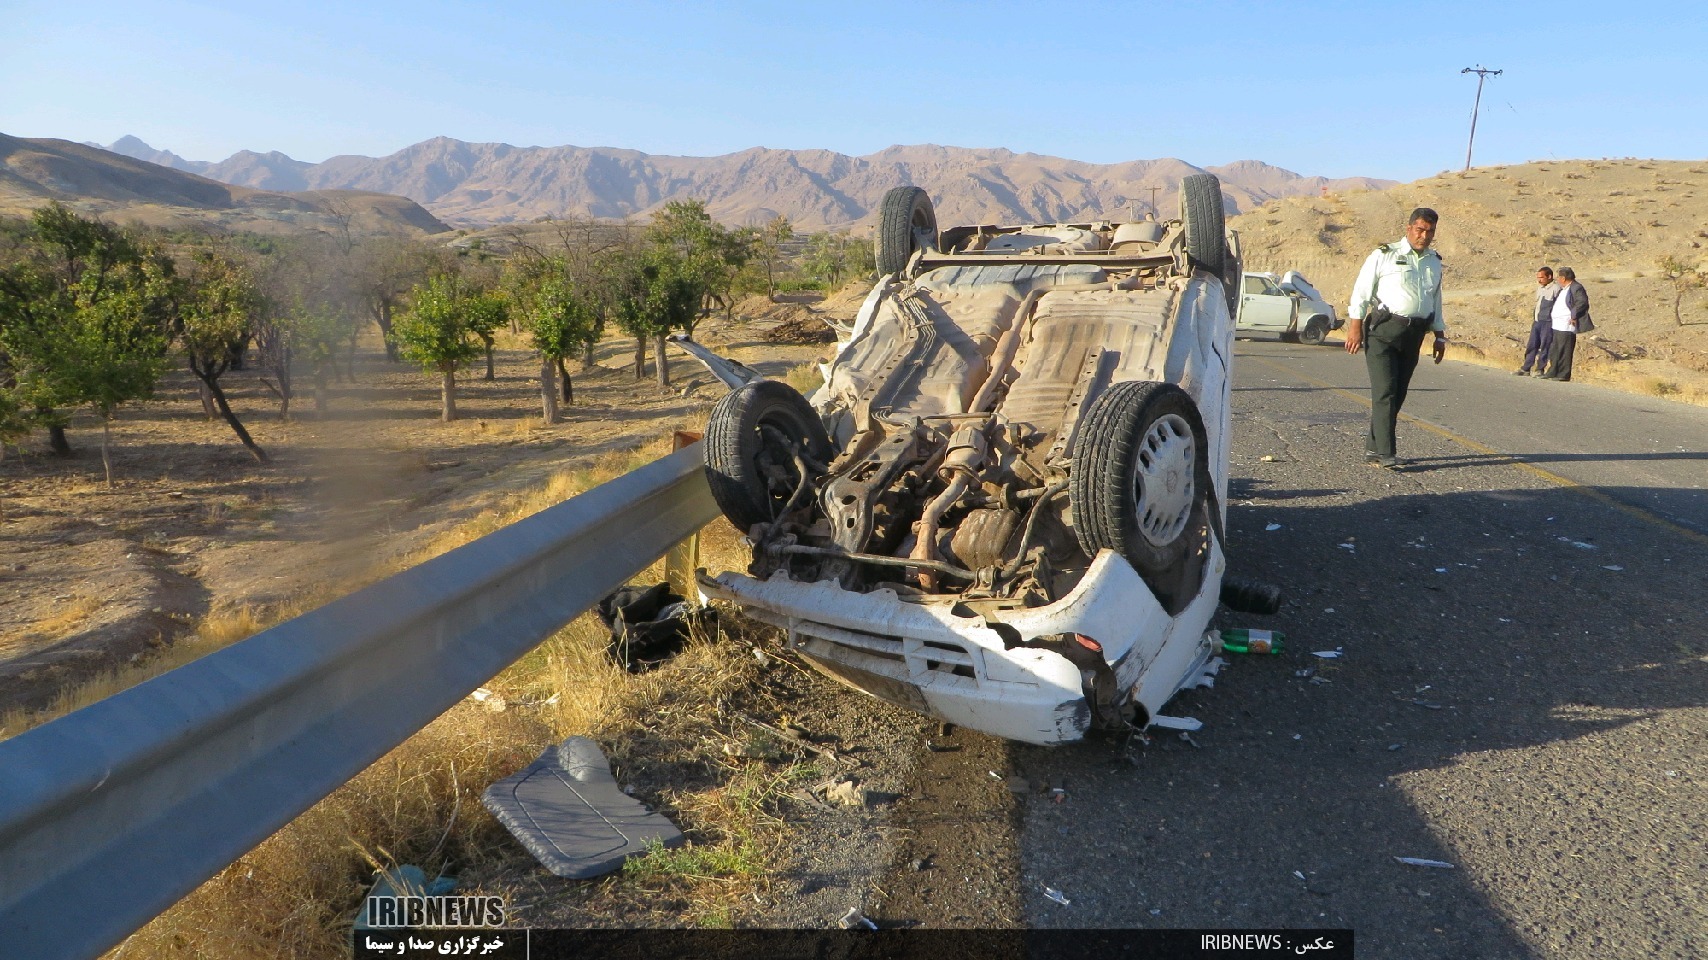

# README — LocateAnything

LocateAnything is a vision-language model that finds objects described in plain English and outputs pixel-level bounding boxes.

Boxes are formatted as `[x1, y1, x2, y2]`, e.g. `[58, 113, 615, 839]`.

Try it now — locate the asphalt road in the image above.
[1012, 341, 1707, 959]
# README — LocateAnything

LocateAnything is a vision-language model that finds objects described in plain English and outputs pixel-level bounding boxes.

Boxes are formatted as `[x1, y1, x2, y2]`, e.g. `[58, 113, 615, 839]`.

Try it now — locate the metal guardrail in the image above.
[0, 444, 719, 960]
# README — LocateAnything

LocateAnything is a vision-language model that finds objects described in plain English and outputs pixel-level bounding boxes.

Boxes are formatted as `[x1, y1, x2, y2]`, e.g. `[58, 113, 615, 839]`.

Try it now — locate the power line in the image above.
[1461, 65, 1502, 172]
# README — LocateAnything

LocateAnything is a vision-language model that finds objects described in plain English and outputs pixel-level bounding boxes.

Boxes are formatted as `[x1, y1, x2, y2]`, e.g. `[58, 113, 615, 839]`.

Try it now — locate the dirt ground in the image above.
[0, 292, 856, 719]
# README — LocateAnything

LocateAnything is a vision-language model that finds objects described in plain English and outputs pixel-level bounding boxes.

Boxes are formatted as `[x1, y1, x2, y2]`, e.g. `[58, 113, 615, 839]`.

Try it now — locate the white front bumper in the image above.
[699, 540, 1225, 746]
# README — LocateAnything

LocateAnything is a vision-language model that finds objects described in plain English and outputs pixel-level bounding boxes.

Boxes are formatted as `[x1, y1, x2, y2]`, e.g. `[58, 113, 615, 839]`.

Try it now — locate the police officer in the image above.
[1345, 208, 1447, 469]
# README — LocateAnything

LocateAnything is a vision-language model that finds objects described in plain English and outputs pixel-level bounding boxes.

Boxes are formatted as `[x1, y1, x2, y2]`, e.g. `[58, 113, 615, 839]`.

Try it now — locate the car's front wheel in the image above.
[1300, 315, 1330, 345]
[875, 186, 938, 276]
[704, 380, 834, 532]
[1070, 381, 1212, 613]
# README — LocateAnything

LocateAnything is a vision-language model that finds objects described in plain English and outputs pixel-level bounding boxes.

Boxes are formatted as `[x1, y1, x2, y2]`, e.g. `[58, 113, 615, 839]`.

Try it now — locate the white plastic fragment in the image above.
[1434, 568, 1448, 574]
[1602, 565, 1624, 572]
[1150, 715, 1203, 731]
[1292, 870, 1307, 881]
[1312, 650, 1342, 659]
[1265, 523, 1283, 531]
[1395, 857, 1456, 869]
[1337, 543, 1356, 551]
[1043, 886, 1071, 905]
[838, 907, 878, 929]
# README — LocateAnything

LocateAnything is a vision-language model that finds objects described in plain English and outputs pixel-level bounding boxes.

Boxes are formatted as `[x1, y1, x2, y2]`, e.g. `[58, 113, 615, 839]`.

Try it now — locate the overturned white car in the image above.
[684, 176, 1240, 745]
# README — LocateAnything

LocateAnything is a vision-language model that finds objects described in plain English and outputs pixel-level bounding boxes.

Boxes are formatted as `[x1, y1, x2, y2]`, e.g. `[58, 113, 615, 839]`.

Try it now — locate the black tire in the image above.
[1300, 315, 1330, 345]
[704, 380, 834, 531]
[1070, 381, 1212, 612]
[875, 186, 938, 276]
[1179, 173, 1228, 277]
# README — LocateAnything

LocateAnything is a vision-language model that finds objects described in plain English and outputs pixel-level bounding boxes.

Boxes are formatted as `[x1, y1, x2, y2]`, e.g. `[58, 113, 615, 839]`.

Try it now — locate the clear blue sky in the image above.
[4, 0, 1704, 183]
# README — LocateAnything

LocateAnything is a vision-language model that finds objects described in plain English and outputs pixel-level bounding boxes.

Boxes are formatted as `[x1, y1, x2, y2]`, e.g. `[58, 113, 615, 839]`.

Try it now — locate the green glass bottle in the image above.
[1218, 628, 1284, 655]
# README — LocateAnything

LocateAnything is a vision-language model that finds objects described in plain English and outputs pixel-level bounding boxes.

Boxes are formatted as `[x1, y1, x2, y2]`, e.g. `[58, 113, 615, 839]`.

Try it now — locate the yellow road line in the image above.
[1248, 355, 1708, 546]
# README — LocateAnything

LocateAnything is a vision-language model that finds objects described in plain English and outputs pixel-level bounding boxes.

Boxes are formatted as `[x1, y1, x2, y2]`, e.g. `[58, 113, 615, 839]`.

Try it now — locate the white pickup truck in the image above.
[1235, 271, 1341, 345]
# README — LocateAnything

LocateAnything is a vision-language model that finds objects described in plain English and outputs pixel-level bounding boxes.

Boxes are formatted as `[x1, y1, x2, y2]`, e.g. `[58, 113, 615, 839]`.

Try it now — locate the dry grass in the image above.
[16, 595, 101, 640]
[61, 437, 799, 956]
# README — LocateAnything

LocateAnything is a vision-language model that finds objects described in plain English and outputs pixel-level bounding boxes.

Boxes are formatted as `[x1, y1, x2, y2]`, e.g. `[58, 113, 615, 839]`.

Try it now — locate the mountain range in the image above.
[93, 135, 1397, 230]
[1, 134, 449, 238]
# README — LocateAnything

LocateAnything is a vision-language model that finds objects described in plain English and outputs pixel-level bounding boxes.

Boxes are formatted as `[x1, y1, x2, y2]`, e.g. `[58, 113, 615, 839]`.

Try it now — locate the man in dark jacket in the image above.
[1540, 267, 1592, 381]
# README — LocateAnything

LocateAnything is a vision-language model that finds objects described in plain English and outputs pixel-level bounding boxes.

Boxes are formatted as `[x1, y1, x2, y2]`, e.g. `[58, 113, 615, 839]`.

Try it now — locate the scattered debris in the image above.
[789, 788, 835, 813]
[1312, 650, 1343, 659]
[467, 687, 507, 712]
[353, 865, 457, 931]
[1295, 668, 1315, 678]
[596, 582, 712, 672]
[824, 779, 867, 807]
[1435, 568, 1448, 574]
[1292, 870, 1307, 881]
[838, 907, 878, 929]
[1337, 543, 1356, 552]
[766, 313, 838, 344]
[1395, 857, 1456, 869]
[1309, 676, 1331, 685]
[1260, 455, 1280, 462]
[1558, 538, 1598, 550]
[1150, 715, 1204, 732]
[1602, 565, 1625, 572]
[1410, 700, 1444, 710]
[1220, 576, 1283, 614]
[1043, 886, 1072, 905]
[1265, 523, 1283, 531]
[925, 740, 962, 753]
[482, 736, 683, 879]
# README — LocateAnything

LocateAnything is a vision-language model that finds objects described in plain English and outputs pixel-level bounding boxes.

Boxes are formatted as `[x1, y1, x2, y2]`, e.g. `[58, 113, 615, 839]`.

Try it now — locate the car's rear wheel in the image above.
[704, 380, 834, 532]
[1300, 315, 1330, 345]
[875, 186, 938, 276]
[1180, 174, 1227, 277]
[1071, 381, 1212, 613]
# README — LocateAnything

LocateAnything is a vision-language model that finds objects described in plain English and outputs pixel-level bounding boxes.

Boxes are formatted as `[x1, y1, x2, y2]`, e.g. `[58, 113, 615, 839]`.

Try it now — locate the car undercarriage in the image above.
[685, 176, 1243, 744]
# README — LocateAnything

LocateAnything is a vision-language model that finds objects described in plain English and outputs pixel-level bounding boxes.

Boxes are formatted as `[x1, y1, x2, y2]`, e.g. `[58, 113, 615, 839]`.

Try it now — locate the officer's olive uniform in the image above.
[1348, 239, 1445, 459]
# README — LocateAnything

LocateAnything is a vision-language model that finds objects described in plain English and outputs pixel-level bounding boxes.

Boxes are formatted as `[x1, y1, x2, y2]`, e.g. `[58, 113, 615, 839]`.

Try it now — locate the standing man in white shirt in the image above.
[1345, 208, 1448, 469]
[1540, 267, 1592, 381]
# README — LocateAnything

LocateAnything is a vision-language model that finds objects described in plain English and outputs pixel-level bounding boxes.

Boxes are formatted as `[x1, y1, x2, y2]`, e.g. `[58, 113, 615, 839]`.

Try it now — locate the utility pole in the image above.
[1461, 65, 1502, 172]
[1148, 185, 1161, 217]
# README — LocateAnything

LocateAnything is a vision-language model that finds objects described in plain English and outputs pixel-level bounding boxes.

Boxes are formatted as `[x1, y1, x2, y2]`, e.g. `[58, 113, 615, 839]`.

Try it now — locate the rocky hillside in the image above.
[97, 136, 1394, 230]
[1231, 158, 1708, 399]
[2, 135, 449, 238]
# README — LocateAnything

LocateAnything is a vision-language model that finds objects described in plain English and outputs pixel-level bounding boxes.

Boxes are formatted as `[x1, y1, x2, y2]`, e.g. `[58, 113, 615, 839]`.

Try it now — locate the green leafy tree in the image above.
[254, 234, 362, 416]
[178, 249, 268, 461]
[645, 199, 751, 329]
[0, 204, 175, 481]
[800, 230, 873, 289]
[465, 286, 510, 382]
[508, 259, 602, 422]
[390, 271, 487, 421]
[749, 215, 794, 299]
